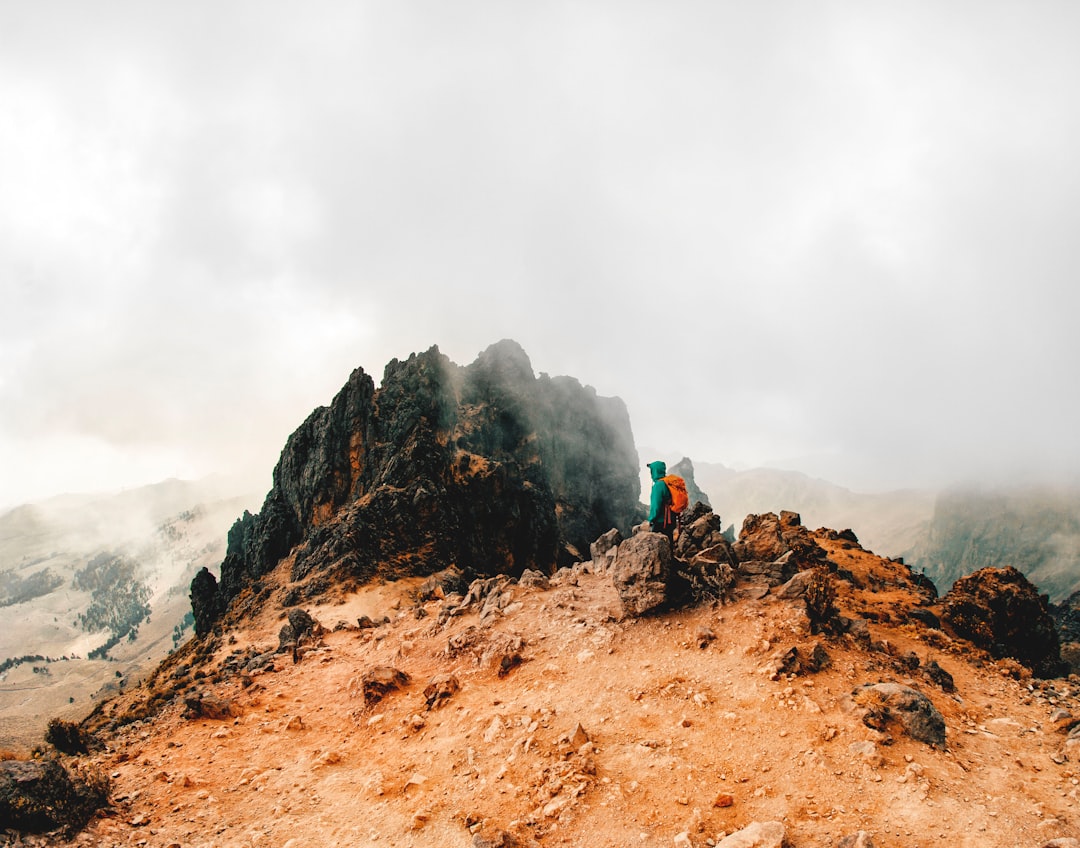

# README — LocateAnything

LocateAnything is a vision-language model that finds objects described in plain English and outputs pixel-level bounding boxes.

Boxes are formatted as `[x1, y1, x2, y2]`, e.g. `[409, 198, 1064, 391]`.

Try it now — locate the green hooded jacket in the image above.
[646, 460, 672, 531]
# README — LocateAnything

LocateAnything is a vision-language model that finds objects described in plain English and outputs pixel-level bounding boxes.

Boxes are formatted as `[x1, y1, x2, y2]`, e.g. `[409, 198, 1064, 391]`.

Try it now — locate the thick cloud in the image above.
[2, 2, 1079, 507]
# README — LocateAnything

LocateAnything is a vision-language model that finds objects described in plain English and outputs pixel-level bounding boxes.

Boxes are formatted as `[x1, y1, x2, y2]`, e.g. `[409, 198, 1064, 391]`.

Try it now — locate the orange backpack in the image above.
[662, 475, 689, 513]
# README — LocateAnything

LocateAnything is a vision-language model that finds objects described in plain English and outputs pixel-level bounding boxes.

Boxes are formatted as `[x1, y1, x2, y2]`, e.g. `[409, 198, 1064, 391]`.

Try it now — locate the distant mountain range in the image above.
[686, 458, 1080, 603]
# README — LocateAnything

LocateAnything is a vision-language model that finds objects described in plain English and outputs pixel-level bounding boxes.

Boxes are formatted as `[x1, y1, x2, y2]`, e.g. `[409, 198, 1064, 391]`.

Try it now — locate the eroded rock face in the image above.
[201, 341, 640, 627]
[942, 565, 1066, 678]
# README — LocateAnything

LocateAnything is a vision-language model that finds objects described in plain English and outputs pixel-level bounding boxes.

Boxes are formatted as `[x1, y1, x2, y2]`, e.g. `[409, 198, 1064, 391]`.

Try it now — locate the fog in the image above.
[3, 2, 1080, 510]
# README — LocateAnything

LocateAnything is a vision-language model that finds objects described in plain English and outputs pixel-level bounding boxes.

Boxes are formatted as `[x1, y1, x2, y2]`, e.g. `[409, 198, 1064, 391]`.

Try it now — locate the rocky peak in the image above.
[195, 342, 640, 633]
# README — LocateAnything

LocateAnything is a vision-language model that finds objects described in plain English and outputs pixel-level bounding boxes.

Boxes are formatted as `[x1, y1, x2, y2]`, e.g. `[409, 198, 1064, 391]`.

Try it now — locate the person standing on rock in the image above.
[646, 460, 677, 540]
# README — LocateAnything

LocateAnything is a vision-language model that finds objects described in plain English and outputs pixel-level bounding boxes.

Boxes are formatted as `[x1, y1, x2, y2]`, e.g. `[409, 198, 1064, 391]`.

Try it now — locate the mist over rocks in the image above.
[199, 340, 640, 630]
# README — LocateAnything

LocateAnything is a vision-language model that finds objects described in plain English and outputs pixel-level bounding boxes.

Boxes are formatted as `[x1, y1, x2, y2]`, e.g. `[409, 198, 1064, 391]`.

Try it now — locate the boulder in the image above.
[675, 511, 730, 560]
[611, 532, 673, 616]
[423, 673, 461, 710]
[589, 528, 623, 573]
[189, 566, 222, 637]
[942, 566, 1066, 678]
[0, 758, 109, 834]
[775, 569, 816, 600]
[183, 692, 235, 720]
[716, 820, 786, 848]
[851, 682, 946, 746]
[358, 666, 410, 706]
[733, 511, 826, 567]
[417, 566, 470, 601]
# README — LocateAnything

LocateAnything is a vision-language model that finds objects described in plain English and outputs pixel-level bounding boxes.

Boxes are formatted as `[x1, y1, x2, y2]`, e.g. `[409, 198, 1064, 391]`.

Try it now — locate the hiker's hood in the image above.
[647, 461, 667, 482]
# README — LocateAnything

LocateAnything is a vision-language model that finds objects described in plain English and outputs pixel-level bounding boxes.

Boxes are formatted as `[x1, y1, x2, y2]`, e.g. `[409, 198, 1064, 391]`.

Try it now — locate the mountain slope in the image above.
[906, 486, 1080, 602]
[0, 478, 258, 750]
[53, 527, 1080, 847]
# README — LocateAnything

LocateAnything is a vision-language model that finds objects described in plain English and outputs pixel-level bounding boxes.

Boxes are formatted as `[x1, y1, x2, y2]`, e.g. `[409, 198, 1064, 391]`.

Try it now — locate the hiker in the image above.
[647, 460, 677, 539]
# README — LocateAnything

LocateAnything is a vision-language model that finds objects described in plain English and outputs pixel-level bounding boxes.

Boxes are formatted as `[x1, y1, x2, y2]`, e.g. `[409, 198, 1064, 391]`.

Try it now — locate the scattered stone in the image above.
[424, 673, 461, 710]
[481, 631, 526, 676]
[518, 569, 551, 589]
[851, 683, 946, 747]
[838, 831, 875, 847]
[713, 792, 735, 808]
[715, 820, 785, 848]
[923, 659, 955, 693]
[696, 626, 717, 649]
[182, 692, 235, 721]
[848, 740, 885, 768]
[770, 642, 831, 678]
[1052, 709, 1079, 734]
[472, 827, 520, 847]
[358, 666, 410, 706]
[417, 566, 469, 601]
[403, 772, 427, 793]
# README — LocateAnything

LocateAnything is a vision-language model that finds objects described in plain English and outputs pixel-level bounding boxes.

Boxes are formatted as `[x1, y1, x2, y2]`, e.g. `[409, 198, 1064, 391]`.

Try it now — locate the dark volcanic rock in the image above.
[852, 682, 946, 746]
[941, 565, 1067, 678]
[0, 757, 109, 834]
[190, 566, 223, 637]
[199, 341, 640, 627]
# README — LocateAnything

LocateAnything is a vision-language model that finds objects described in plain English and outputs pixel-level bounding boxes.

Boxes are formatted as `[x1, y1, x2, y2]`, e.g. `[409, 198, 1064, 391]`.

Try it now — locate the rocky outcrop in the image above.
[0, 758, 110, 834]
[611, 532, 673, 616]
[190, 566, 223, 637]
[941, 565, 1066, 678]
[732, 511, 828, 588]
[733, 510, 825, 565]
[200, 341, 640, 628]
[851, 682, 946, 746]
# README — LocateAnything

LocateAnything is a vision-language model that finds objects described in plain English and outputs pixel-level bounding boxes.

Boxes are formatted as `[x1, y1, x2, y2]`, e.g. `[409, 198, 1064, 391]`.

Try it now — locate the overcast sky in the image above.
[2, 1, 1079, 510]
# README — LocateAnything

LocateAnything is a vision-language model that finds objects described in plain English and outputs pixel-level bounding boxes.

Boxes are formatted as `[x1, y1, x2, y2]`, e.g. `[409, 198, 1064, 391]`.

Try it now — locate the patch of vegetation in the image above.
[171, 611, 195, 648]
[44, 719, 91, 755]
[0, 568, 64, 607]
[0, 654, 74, 675]
[805, 567, 840, 634]
[73, 553, 151, 658]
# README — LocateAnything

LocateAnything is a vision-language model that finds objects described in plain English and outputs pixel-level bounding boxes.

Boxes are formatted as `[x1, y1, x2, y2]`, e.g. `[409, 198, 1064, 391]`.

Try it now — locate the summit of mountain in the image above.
[7, 343, 1080, 846]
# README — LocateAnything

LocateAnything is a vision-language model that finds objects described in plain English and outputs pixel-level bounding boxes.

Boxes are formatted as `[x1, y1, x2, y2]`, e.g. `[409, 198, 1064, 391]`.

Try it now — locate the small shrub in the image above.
[805, 567, 839, 634]
[45, 719, 89, 755]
